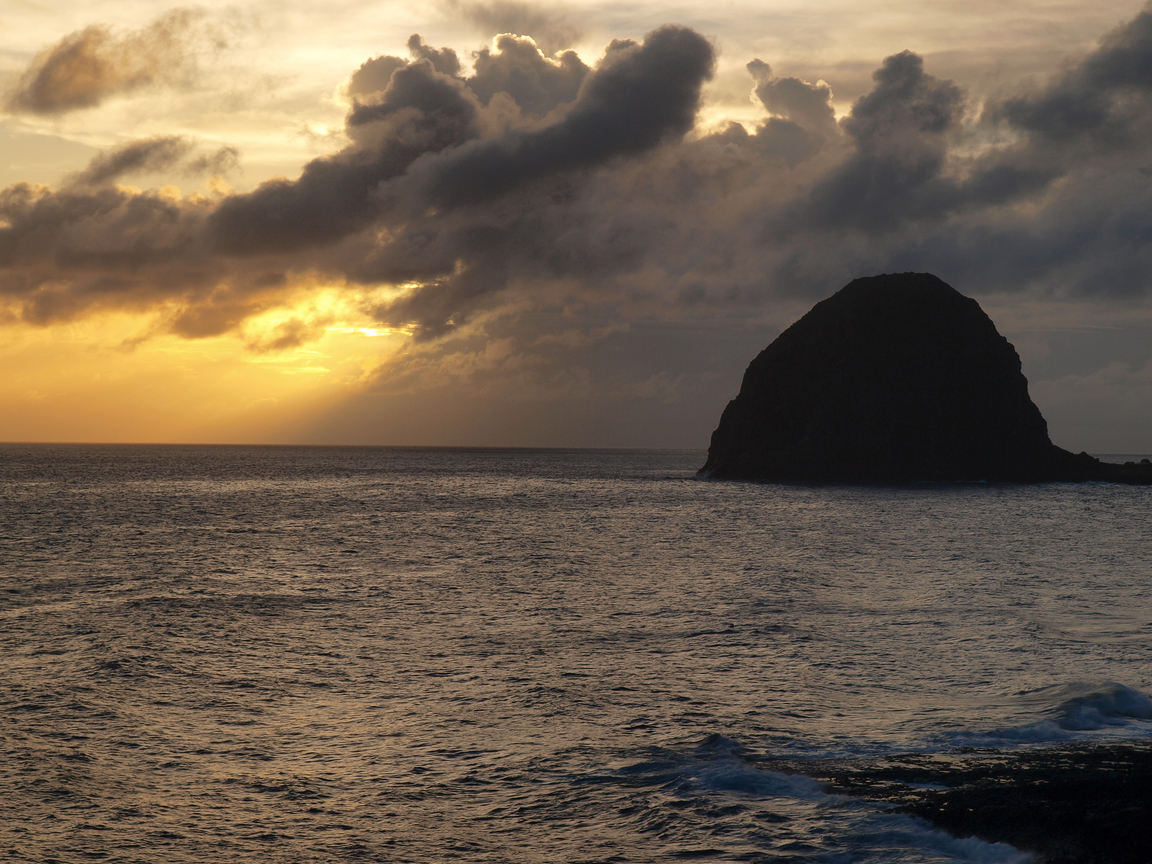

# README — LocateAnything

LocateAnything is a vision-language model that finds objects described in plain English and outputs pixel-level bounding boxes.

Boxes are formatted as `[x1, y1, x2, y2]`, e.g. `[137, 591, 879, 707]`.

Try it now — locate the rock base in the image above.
[762, 743, 1152, 864]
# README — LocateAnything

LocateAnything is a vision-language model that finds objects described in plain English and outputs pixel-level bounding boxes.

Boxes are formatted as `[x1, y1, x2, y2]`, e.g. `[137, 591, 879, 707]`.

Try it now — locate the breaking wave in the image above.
[945, 682, 1152, 745]
[601, 734, 1030, 863]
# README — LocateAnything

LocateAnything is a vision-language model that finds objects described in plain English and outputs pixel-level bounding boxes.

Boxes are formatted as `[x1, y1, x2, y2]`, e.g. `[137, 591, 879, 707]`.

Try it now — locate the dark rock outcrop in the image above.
[701, 272, 1150, 483]
[764, 743, 1152, 864]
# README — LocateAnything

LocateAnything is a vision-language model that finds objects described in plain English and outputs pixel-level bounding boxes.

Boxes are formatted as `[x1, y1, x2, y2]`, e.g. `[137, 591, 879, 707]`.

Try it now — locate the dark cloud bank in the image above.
[3, 8, 1152, 442]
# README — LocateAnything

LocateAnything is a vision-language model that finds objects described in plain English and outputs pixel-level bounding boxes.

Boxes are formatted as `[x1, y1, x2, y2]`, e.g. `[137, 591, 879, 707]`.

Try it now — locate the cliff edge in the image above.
[701, 273, 1150, 483]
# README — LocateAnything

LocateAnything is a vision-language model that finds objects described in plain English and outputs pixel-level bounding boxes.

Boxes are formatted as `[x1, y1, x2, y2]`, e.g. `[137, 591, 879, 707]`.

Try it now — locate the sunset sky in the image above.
[3, 0, 1152, 451]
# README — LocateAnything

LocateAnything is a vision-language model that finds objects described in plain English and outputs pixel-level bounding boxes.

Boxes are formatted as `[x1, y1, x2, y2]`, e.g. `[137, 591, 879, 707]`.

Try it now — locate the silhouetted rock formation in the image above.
[701, 272, 1150, 483]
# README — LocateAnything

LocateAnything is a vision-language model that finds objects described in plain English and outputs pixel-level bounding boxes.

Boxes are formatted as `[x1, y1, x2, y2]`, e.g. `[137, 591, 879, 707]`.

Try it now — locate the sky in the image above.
[2, 0, 1152, 452]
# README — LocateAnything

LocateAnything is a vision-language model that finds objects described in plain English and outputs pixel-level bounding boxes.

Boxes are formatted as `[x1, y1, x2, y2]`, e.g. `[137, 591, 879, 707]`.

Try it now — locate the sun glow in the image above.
[328, 327, 397, 337]
[0, 290, 411, 444]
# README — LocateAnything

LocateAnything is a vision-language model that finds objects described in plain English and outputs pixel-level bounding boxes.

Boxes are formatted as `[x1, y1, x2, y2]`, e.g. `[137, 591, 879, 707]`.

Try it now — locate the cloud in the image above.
[3, 9, 227, 116]
[747, 60, 836, 138]
[467, 33, 588, 116]
[211, 58, 484, 255]
[742, 60, 838, 167]
[408, 34, 463, 78]
[345, 35, 463, 104]
[0, 177, 221, 325]
[186, 147, 241, 178]
[1032, 358, 1152, 451]
[203, 23, 714, 342]
[789, 50, 966, 232]
[413, 25, 715, 209]
[66, 136, 239, 188]
[2, 5, 1152, 390]
[71, 137, 195, 187]
[244, 315, 334, 353]
[347, 55, 407, 100]
[352, 25, 716, 336]
[992, 5, 1152, 146]
[0, 24, 716, 340]
[447, 0, 583, 56]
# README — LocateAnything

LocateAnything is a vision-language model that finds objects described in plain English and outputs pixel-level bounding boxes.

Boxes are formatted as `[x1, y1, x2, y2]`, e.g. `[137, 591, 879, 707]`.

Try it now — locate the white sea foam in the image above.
[941, 682, 1152, 744]
[1052, 682, 1152, 729]
[694, 758, 828, 799]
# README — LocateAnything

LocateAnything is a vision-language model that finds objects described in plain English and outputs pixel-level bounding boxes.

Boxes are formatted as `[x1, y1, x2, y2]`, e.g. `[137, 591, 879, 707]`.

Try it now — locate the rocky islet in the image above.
[702, 272, 1151, 484]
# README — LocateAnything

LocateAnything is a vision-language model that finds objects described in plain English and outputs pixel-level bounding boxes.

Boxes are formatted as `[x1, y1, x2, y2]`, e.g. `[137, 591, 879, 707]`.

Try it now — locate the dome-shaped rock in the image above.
[701, 273, 1120, 483]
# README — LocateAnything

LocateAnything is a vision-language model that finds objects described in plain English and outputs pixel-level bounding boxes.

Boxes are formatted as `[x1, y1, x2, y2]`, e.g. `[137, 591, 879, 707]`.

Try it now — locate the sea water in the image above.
[2, 444, 1150, 863]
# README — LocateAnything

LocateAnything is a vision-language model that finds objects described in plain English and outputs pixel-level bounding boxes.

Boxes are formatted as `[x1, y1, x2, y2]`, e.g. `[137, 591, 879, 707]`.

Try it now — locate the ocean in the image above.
[2, 444, 1150, 863]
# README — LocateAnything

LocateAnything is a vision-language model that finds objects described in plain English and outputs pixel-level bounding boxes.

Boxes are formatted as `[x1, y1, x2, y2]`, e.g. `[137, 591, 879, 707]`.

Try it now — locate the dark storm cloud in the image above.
[208, 23, 711, 270]
[0, 24, 716, 336]
[849, 4, 1152, 298]
[345, 58, 480, 134]
[738, 117, 822, 167]
[413, 25, 713, 208]
[993, 5, 1152, 145]
[0, 183, 190, 271]
[0, 178, 218, 325]
[843, 51, 964, 141]
[791, 51, 966, 232]
[344, 25, 715, 336]
[3, 9, 222, 115]
[211, 59, 484, 254]
[3, 8, 1152, 364]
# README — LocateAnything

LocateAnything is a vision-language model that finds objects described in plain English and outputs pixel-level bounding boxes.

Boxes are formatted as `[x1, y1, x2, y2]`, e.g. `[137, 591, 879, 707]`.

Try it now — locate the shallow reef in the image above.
[764, 742, 1152, 864]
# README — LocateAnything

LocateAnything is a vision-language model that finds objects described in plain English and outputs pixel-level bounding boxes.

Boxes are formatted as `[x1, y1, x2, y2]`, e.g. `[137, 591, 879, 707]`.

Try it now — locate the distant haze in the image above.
[2, 0, 1151, 452]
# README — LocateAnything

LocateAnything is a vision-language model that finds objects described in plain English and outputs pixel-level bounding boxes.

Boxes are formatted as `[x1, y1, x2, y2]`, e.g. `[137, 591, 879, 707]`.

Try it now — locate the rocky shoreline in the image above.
[761, 742, 1152, 863]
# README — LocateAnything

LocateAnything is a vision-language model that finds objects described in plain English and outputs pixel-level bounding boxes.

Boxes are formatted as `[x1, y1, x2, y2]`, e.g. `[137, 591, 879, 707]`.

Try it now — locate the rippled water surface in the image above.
[2, 444, 1151, 862]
